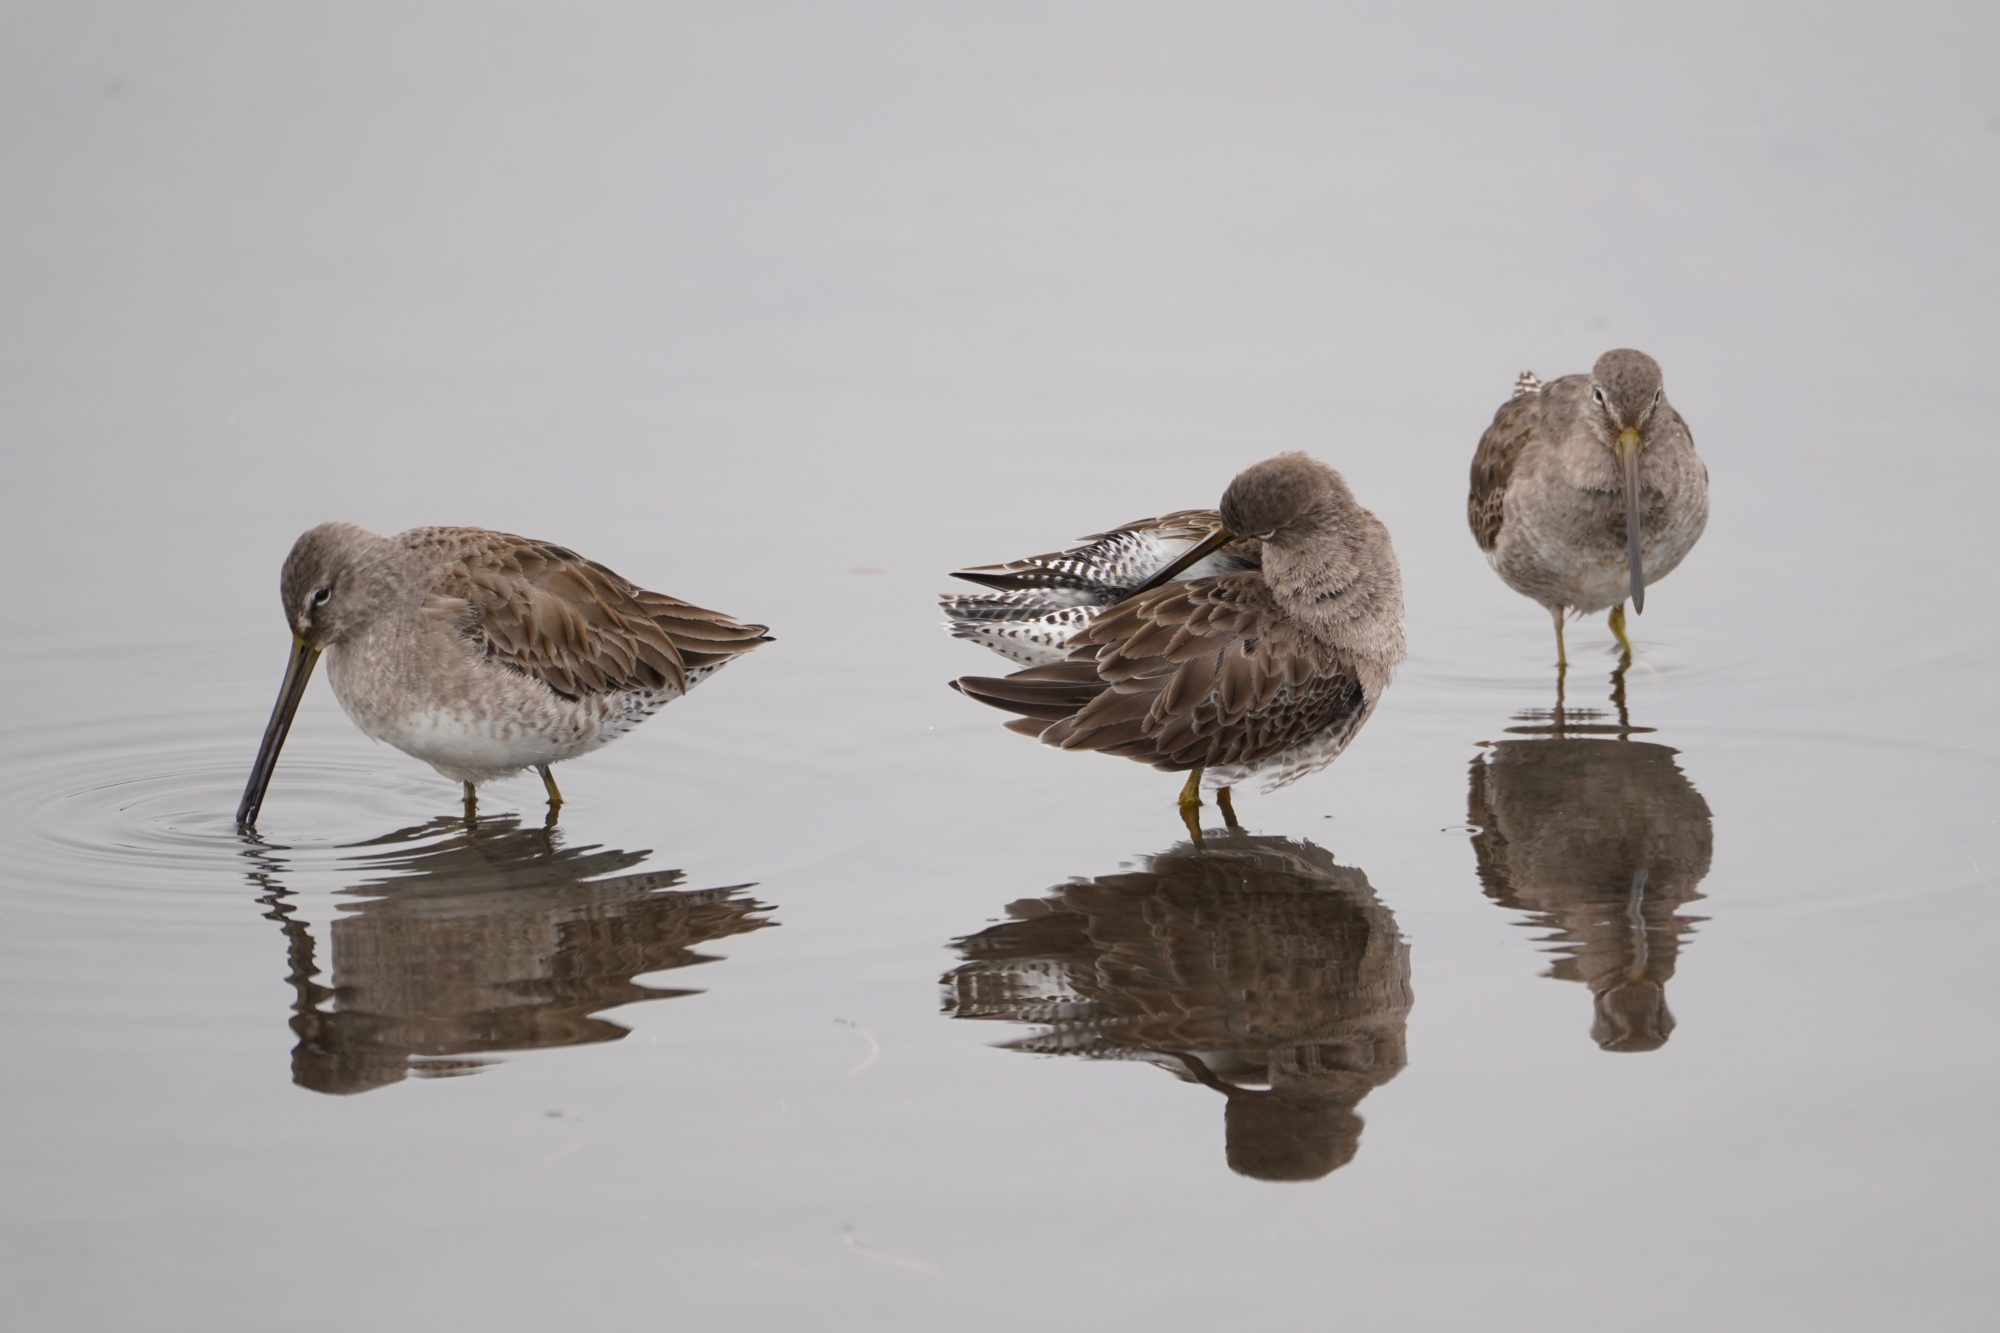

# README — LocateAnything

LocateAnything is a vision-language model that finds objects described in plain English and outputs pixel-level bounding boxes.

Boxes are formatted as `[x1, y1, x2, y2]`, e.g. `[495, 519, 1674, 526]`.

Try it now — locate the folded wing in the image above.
[955, 574, 1364, 773]
[420, 531, 771, 700]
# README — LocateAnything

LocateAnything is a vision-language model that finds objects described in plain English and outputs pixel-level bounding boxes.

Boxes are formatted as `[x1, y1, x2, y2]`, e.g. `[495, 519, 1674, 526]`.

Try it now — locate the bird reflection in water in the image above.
[1468, 663, 1713, 1052]
[942, 835, 1410, 1182]
[245, 815, 774, 1094]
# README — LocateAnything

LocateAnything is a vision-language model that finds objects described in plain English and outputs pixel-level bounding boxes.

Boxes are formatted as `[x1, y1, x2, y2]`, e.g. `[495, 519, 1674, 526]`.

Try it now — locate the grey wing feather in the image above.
[1468, 392, 1542, 553]
[1670, 406, 1708, 485]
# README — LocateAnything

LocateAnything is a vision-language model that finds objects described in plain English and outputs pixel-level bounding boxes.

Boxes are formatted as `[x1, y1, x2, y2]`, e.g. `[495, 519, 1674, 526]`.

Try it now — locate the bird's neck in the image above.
[1266, 521, 1405, 667]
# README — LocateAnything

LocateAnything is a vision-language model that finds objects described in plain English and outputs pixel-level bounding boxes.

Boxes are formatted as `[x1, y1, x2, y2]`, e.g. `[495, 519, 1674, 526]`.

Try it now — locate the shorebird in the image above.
[944, 453, 1405, 841]
[235, 524, 771, 828]
[1468, 349, 1708, 665]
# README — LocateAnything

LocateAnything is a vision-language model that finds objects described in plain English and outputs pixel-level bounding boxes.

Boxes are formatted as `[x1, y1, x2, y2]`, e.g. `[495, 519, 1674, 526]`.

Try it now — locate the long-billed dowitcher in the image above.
[236, 524, 771, 828]
[1468, 349, 1708, 665]
[944, 453, 1404, 840]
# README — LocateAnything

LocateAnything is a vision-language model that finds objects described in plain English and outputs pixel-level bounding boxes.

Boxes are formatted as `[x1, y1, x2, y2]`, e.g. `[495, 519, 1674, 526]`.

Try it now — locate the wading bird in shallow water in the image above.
[236, 524, 771, 829]
[1468, 349, 1707, 666]
[944, 453, 1405, 842]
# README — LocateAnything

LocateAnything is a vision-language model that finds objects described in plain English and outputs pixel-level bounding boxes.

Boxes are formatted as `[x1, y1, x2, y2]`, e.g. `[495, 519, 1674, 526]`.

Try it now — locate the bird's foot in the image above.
[1217, 785, 1242, 831]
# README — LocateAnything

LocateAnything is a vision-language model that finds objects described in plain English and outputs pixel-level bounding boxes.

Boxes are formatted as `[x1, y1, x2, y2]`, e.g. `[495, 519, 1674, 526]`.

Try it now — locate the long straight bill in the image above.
[1618, 429, 1646, 614]
[236, 635, 321, 829]
[1123, 525, 1235, 601]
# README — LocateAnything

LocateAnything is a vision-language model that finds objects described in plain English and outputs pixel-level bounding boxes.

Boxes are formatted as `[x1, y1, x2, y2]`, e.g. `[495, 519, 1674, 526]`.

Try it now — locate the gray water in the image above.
[5, 3, 1998, 1329]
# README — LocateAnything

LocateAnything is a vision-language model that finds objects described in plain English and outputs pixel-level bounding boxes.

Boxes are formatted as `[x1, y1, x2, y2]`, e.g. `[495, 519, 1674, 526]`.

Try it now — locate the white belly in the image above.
[325, 637, 678, 785]
[360, 704, 580, 783]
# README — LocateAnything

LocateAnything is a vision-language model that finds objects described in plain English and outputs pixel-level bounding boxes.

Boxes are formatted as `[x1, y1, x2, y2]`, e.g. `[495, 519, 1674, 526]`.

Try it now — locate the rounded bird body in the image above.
[236, 523, 771, 826]
[1470, 350, 1708, 662]
[324, 630, 676, 786]
[1485, 375, 1707, 613]
[946, 454, 1404, 838]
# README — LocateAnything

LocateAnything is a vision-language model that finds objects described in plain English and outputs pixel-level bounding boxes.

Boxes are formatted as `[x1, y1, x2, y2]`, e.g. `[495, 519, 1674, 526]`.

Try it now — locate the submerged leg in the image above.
[1549, 604, 1568, 670]
[1216, 785, 1242, 830]
[537, 764, 564, 814]
[462, 782, 478, 823]
[1177, 768, 1205, 845]
[1609, 602, 1634, 660]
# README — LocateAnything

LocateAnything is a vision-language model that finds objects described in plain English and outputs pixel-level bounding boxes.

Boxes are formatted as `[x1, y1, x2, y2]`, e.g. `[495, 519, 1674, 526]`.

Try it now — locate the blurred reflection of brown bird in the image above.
[248, 815, 774, 1094]
[1468, 732, 1712, 1052]
[942, 834, 1410, 1182]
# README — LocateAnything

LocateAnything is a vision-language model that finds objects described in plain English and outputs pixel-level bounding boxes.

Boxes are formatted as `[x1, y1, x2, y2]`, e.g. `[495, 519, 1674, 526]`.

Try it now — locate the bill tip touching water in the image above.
[235, 522, 771, 829]
[943, 452, 1405, 843]
[1469, 348, 1708, 668]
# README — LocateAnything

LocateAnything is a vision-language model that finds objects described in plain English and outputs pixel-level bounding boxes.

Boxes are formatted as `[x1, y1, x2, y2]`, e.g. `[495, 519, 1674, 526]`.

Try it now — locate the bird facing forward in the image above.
[1468, 349, 1708, 665]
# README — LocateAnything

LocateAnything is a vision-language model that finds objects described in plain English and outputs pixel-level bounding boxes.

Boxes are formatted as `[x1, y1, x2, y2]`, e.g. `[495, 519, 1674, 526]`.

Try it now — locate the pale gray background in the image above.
[3, 3, 1997, 1330]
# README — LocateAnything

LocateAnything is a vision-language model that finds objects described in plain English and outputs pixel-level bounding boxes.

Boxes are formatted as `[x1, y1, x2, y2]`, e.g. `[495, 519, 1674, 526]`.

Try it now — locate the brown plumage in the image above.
[239, 523, 772, 826]
[949, 453, 1404, 838]
[1469, 349, 1709, 663]
[1468, 399, 1535, 555]
[963, 577, 1368, 770]
[414, 528, 771, 699]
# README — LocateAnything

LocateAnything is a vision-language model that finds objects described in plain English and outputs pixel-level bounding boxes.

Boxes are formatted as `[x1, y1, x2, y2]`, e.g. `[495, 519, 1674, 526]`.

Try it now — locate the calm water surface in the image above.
[5, 4, 1997, 1330]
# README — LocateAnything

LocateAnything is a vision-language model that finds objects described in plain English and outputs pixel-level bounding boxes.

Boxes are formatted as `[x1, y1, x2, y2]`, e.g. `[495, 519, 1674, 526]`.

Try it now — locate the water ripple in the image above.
[0, 707, 438, 919]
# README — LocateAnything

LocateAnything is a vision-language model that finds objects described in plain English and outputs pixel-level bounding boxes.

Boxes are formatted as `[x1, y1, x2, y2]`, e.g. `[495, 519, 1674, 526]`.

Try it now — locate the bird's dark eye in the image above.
[311, 586, 332, 606]
[1592, 386, 1607, 407]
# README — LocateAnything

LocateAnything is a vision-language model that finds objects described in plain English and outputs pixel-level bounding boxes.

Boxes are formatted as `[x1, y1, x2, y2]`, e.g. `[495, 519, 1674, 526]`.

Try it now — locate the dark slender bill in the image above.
[236, 636, 321, 829]
[1122, 525, 1235, 601]
[1621, 435, 1646, 614]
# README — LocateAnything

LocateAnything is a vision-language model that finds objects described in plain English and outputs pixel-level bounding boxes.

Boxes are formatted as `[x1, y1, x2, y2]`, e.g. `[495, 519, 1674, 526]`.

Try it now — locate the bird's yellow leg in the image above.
[1549, 604, 1568, 670]
[537, 764, 564, 813]
[1178, 768, 1206, 846]
[1609, 603, 1635, 661]
[1217, 785, 1241, 830]
[462, 782, 478, 824]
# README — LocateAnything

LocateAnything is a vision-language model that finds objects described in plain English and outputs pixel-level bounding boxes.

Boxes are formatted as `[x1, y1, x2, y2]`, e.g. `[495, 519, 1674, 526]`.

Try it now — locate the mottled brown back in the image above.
[412, 528, 771, 700]
[954, 573, 1367, 773]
